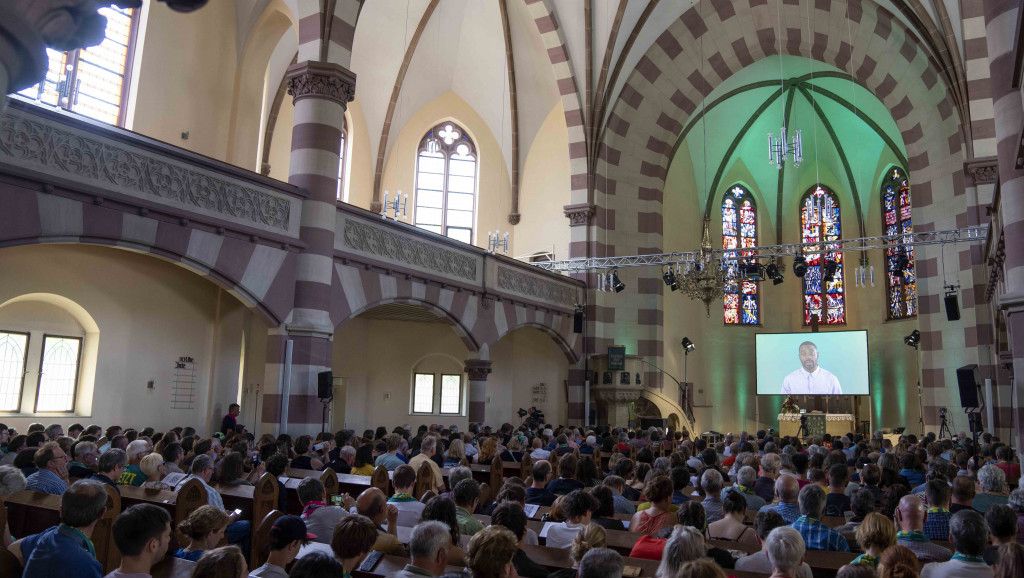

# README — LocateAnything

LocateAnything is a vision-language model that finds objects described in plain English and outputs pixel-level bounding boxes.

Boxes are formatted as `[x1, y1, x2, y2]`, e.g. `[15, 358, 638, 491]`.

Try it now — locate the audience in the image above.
[983, 505, 1018, 565]
[792, 484, 850, 552]
[549, 523, 606, 578]
[388, 463, 425, 527]
[878, 544, 921, 578]
[920, 509, 993, 577]
[465, 525, 518, 578]
[577, 548, 623, 578]
[191, 545, 247, 578]
[893, 494, 953, 562]
[825, 463, 853, 516]
[764, 527, 808, 578]
[491, 501, 547, 578]
[630, 475, 675, 535]
[729, 466, 767, 510]
[330, 514, 379, 576]
[453, 478, 484, 537]
[851, 512, 896, 568]
[391, 520, 452, 578]
[655, 525, 707, 578]
[734, 511, 813, 578]
[24, 441, 70, 495]
[588, 484, 626, 531]
[708, 489, 758, 548]
[173, 454, 250, 551]
[248, 515, 312, 577]
[107, 504, 172, 578]
[975, 465, 1010, 513]
[296, 477, 350, 544]
[173, 505, 229, 562]
[526, 460, 556, 506]
[409, 436, 445, 492]
[602, 475, 637, 515]
[10, 479, 107, 577]
[700, 468, 726, 524]
[949, 476, 975, 513]
[994, 542, 1024, 578]
[355, 487, 406, 556]
[834, 488, 876, 535]
[923, 478, 953, 541]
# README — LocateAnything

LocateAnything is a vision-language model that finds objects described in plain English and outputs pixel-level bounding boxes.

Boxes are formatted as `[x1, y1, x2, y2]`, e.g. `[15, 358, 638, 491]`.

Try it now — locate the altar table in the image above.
[778, 413, 855, 438]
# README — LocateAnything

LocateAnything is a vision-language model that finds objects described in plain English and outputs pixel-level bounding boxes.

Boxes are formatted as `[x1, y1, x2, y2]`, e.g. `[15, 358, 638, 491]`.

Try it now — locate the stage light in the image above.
[682, 337, 695, 353]
[743, 262, 764, 281]
[823, 260, 838, 283]
[611, 269, 625, 293]
[793, 254, 808, 278]
[904, 329, 920, 349]
[766, 261, 784, 285]
[663, 269, 679, 291]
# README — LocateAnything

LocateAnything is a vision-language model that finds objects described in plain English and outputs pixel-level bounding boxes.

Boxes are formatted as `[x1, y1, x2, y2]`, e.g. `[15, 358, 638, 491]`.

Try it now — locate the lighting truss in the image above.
[531, 225, 988, 273]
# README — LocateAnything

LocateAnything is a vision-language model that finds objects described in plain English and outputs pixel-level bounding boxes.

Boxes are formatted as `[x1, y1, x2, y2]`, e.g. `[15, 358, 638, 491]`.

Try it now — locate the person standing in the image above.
[220, 404, 241, 435]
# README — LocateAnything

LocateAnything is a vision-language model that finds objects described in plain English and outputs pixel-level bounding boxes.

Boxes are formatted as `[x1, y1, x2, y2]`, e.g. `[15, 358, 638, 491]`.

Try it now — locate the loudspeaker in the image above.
[955, 364, 980, 408]
[640, 417, 667, 430]
[573, 310, 584, 333]
[317, 371, 333, 400]
[945, 294, 961, 321]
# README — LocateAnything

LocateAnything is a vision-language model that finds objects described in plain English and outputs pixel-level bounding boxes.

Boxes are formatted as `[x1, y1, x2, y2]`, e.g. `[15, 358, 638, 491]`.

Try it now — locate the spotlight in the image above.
[682, 337, 695, 353]
[662, 269, 679, 292]
[793, 254, 808, 278]
[823, 260, 838, 283]
[904, 329, 920, 349]
[611, 269, 625, 293]
[766, 261, 784, 285]
[743, 262, 764, 281]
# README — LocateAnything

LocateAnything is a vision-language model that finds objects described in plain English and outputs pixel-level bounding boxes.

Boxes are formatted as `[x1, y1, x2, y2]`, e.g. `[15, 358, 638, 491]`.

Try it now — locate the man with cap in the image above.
[249, 515, 315, 577]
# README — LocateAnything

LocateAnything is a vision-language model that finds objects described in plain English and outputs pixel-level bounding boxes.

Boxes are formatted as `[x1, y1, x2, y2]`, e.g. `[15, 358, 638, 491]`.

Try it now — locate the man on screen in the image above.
[780, 341, 842, 395]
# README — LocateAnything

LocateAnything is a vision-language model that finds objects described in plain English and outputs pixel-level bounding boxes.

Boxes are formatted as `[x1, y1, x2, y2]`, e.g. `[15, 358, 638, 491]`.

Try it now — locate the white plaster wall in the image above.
[0, 245, 258, 433]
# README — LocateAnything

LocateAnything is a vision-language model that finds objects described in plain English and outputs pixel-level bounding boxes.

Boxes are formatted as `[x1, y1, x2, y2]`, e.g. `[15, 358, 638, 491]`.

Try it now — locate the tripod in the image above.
[938, 411, 952, 440]
[797, 416, 810, 439]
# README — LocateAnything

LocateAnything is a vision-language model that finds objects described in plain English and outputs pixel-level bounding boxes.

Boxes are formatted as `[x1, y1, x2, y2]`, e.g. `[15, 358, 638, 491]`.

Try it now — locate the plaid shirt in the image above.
[25, 469, 67, 495]
[791, 516, 850, 552]
[923, 508, 952, 542]
[760, 501, 801, 524]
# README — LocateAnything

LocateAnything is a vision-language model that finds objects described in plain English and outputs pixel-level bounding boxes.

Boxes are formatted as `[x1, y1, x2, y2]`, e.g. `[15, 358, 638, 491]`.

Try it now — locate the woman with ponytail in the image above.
[173, 505, 229, 562]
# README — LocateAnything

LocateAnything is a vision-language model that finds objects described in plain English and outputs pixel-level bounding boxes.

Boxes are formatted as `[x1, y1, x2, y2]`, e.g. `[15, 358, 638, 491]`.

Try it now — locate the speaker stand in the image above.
[320, 397, 333, 435]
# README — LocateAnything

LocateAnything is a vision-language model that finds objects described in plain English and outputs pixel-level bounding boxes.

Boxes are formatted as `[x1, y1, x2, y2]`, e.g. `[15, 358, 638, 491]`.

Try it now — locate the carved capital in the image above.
[369, 201, 383, 215]
[563, 203, 596, 227]
[464, 359, 493, 381]
[260, 162, 272, 177]
[965, 158, 999, 185]
[507, 212, 521, 225]
[286, 61, 356, 108]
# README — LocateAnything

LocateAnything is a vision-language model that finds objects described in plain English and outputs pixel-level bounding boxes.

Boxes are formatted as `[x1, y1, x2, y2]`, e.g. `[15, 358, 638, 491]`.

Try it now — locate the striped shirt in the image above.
[791, 516, 850, 552]
[25, 469, 68, 495]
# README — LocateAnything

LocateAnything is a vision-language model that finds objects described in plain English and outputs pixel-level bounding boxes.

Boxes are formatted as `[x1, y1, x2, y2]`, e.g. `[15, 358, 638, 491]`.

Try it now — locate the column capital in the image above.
[563, 203, 596, 227]
[286, 61, 357, 108]
[964, 157, 999, 186]
[464, 359, 493, 381]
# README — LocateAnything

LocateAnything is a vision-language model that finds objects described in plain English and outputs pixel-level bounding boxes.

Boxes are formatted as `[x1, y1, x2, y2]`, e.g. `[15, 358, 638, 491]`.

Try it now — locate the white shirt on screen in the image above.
[780, 367, 842, 395]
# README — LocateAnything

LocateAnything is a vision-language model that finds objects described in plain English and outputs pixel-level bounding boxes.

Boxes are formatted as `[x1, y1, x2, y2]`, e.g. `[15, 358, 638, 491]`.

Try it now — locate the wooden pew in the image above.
[151, 556, 195, 578]
[251, 510, 285, 569]
[120, 479, 208, 553]
[92, 485, 122, 573]
[280, 469, 340, 514]
[210, 472, 279, 556]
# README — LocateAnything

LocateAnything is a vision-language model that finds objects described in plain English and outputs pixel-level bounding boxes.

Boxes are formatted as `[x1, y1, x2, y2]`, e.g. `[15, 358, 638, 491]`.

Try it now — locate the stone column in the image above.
[262, 61, 355, 433]
[464, 359, 492, 425]
[985, 0, 1024, 444]
[592, 384, 643, 430]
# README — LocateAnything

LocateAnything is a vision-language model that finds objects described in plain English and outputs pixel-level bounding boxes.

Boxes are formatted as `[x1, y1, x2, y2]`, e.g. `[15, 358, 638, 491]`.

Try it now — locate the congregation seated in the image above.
[923, 478, 954, 541]
[734, 511, 813, 577]
[465, 525, 518, 578]
[629, 476, 675, 535]
[601, 475, 637, 515]
[173, 505, 228, 562]
[118, 439, 150, 486]
[491, 502, 547, 578]
[108, 504, 172, 578]
[525, 460, 556, 506]
[454, 478, 485, 537]
[708, 489, 757, 548]
[443, 438, 466, 467]
[24, 442, 69, 495]
[894, 493, 953, 562]
[391, 521, 453, 578]
[249, 515, 312, 577]
[921, 509, 994, 577]
[792, 484, 850, 552]
[950, 475, 976, 513]
[975, 465, 1011, 513]
[825, 463, 853, 516]
[851, 512, 896, 568]
[588, 485, 626, 531]
[700, 468, 725, 524]
[355, 487, 406, 556]
[420, 496, 468, 564]
[10, 479, 107, 577]
[408, 436, 444, 491]
[173, 454, 251, 551]
[193, 546, 248, 578]
[549, 523, 606, 578]
[983, 505, 1019, 565]
[388, 463, 425, 525]
[68, 440, 99, 479]
[547, 489, 599, 548]
[297, 476, 351, 543]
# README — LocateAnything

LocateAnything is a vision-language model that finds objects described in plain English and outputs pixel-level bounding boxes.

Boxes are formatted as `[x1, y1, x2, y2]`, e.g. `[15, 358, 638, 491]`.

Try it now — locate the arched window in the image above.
[414, 122, 477, 244]
[800, 185, 845, 324]
[17, 6, 139, 126]
[882, 167, 916, 319]
[722, 185, 759, 324]
[337, 126, 350, 201]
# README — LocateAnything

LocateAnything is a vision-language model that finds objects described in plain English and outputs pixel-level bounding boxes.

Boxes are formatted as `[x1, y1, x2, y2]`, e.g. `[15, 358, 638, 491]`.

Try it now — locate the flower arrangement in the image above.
[780, 396, 800, 414]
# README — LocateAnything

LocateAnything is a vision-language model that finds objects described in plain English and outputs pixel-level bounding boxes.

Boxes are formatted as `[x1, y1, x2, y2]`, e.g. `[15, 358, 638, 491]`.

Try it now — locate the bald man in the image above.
[894, 494, 952, 562]
[355, 488, 406, 556]
[758, 475, 801, 523]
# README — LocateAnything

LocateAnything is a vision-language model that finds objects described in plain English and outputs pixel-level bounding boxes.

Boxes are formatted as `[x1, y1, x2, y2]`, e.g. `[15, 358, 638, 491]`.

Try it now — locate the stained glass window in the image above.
[18, 7, 138, 126]
[722, 186, 759, 324]
[414, 122, 477, 244]
[882, 167, 916, 319]
[800, 185, 845, 324]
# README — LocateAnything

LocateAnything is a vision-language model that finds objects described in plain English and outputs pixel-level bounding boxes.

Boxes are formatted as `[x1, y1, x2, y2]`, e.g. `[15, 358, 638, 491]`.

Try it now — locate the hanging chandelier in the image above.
[768, 126, 803, 169]
[678, 217, 728, 317]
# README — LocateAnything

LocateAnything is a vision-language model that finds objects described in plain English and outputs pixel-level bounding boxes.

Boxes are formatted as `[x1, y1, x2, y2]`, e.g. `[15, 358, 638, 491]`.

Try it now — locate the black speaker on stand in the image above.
[317, 371, 334, 434]
[944, 293, 961, 321]
[956, 364, 983, 446]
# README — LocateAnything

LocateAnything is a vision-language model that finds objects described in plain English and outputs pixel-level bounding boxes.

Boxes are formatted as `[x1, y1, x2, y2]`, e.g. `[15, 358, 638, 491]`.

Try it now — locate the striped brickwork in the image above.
[984, 0, 1024, 445]
[596, 0, 970, 433]
[962, 0, 998, 158]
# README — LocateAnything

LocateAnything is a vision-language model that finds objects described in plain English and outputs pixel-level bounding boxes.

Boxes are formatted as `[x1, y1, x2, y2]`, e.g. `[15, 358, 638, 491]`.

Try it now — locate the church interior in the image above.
[0, 0, 1020, 447]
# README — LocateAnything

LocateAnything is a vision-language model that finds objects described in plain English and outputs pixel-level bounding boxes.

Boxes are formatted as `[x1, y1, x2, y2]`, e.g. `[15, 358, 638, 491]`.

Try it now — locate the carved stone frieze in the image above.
[563, 203, 596, 227]
[507, 212, 521, 225]
[342, 218, 479, 281]
[0, 108, 294, 231]
[591, 385, 643, 403]
[464, 359, 493, 381]
[496, 266, 575, 307]
[286, 61, 356, 108]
